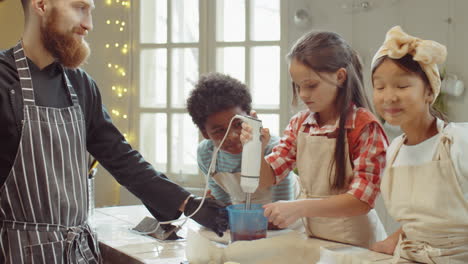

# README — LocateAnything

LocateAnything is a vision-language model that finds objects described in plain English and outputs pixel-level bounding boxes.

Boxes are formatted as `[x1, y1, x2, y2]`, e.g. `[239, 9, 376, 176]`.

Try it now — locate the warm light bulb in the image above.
[105, 0, 112, 5]
[118, 93, 123, 97]
[115, 20, 120, 25]
[123, 88, 128, 92]
[115, 43, 119, 47]
[121, 22, 126, 26]
[106, 20, 111, 24]
[120, 27, 124, 32]
[107, 63, 112, 68]
[121, 72, 126, 77]
[105, 44, 110, 48]
[123, 115, 128, 119]
[112, 86, 116, 90]
[121, 48, 128, 54]
[123, 44, 128, 48]
[114, 65, 119, 69]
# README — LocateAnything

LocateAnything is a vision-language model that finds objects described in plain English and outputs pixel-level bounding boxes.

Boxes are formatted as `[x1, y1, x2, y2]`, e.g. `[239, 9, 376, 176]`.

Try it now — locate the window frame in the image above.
[131, 0, 290, 190]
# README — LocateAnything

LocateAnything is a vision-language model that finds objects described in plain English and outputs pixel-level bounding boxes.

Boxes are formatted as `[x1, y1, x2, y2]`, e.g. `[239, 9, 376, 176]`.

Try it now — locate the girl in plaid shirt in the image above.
[241, 31, 388, 247]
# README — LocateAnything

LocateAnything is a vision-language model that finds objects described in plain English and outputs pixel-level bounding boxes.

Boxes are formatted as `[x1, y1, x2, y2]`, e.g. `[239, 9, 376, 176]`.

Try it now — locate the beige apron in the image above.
[296, 127, 386, 248]
[212, 172, 272, 205]
[381, 119, 468, 264]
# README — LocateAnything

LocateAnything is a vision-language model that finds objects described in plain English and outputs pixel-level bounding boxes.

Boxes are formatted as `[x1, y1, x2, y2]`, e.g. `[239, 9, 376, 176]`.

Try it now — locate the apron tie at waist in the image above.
[392, 236, 442, 264]
[0, 220, 99, 264]
[400, 240, 442, 256]
[66, 226, 99, 264]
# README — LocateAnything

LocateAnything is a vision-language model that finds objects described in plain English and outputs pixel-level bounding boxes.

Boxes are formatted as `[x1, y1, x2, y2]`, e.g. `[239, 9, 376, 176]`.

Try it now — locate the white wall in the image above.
[287, 0, 468, 121]
[286, 0, 468, 234]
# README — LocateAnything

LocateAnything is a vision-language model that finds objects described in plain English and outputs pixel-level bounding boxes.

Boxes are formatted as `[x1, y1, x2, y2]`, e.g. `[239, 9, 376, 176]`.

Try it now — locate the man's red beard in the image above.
[40, 8, 91, 69]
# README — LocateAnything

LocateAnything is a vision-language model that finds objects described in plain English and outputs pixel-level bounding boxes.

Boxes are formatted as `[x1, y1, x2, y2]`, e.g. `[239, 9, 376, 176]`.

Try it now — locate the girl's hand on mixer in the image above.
[263, 200, 305, 229]
[240, 110, 270, 150]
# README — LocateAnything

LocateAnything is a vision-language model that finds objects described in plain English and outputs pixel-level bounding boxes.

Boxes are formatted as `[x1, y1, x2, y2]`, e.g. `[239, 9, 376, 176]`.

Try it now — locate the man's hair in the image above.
[187, 72, 252, 131]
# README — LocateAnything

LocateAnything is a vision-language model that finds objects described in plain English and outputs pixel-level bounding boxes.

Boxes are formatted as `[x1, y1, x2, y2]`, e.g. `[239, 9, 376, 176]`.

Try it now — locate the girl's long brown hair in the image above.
[288, 31, 372, 190]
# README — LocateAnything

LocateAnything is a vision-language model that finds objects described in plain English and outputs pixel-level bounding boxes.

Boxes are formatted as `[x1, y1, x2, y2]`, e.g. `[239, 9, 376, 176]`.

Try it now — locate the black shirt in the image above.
[0, 47, 190, 221]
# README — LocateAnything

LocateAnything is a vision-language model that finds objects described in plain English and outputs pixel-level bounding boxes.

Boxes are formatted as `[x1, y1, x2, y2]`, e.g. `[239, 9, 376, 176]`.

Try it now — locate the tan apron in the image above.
[212, 172, 272, 205]
[296, 127, 386, 248]
[381, 118, 468, 264]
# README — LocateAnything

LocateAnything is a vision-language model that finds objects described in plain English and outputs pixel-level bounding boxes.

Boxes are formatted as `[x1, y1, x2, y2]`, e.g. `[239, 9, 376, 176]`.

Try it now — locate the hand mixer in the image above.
[235, 115, 263, 210]
[133, 114, 263, 238]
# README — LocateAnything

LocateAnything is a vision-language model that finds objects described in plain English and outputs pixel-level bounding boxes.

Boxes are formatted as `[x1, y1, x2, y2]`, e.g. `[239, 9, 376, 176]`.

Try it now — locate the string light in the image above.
[105, 1, 131, 140]
[111, 85, 128, 98]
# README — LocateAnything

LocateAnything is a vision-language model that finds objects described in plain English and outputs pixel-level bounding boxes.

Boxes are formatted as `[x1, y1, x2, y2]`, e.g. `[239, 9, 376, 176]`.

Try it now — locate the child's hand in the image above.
[205, 189, 215, 200]
[263, 200, 304, 229]
[240, 110, 270, 150]
[369, 235, 399, 255]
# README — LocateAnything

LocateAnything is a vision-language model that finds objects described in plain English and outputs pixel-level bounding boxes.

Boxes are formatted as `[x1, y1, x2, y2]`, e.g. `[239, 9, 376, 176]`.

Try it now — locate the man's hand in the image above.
[184, 196, 228, 237]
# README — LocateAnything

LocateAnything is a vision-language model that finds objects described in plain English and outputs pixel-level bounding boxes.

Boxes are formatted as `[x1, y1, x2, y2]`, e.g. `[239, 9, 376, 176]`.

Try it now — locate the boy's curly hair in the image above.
[187, 73, 252, 131]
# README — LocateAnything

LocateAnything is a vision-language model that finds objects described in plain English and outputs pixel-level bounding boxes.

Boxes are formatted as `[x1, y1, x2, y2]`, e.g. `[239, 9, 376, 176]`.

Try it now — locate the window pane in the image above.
[216, 0, 245, 42]
[171, 48, 199, 108]
[140, 49, 167, 108]
[251, 0, 280, 41]
[140, 113, 167, 172]
[250, 46, 280, 109]
[257, 114, 279, 137]
[216, 47, 245, 82]
[171, 114, 199, 175]
[172, 0, 199, 43]
[140, 0, 167, 43]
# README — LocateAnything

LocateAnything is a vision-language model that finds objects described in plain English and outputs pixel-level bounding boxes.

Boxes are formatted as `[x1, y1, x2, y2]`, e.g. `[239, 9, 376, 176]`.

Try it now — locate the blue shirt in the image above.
[197, 137, 296, 205]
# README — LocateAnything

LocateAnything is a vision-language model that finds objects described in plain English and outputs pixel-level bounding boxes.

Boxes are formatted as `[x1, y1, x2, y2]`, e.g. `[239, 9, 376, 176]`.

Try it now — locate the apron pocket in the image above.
[24, 240, 67, 264]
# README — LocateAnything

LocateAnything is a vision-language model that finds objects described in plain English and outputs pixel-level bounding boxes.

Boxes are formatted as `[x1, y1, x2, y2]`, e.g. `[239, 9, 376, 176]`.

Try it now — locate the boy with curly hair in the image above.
[187, 73, 297, 206]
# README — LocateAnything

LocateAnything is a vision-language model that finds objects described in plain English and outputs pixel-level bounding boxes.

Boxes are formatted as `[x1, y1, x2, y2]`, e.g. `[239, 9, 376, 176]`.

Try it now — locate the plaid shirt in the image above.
[265, 106, 388, 207]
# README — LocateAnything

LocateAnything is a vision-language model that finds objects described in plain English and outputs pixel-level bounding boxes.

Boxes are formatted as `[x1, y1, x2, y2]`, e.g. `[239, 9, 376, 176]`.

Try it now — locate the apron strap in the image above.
[13, 40, 81, 108]
[388, 118, 448, 167]
[387, 136, 406, 167]
[432, 118, 453, 162]
[62, 68, 80, 107]
[13, 41, 36, 106]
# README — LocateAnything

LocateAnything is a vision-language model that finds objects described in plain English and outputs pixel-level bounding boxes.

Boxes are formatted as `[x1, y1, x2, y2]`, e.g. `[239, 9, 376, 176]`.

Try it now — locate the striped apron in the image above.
[0, 41, 101, 263]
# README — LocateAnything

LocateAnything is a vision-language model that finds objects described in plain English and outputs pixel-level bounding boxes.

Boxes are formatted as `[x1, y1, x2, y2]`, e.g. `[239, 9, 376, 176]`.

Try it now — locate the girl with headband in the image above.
[370, 26, 468, 263]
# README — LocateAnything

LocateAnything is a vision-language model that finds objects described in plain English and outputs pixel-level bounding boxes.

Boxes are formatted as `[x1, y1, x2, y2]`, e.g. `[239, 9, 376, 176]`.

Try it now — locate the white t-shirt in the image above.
[387, 122, 468, 199]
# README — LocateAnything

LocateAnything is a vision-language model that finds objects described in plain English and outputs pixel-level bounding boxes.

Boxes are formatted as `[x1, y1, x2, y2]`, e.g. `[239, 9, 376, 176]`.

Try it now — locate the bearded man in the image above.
[0, 1, 228, 263]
